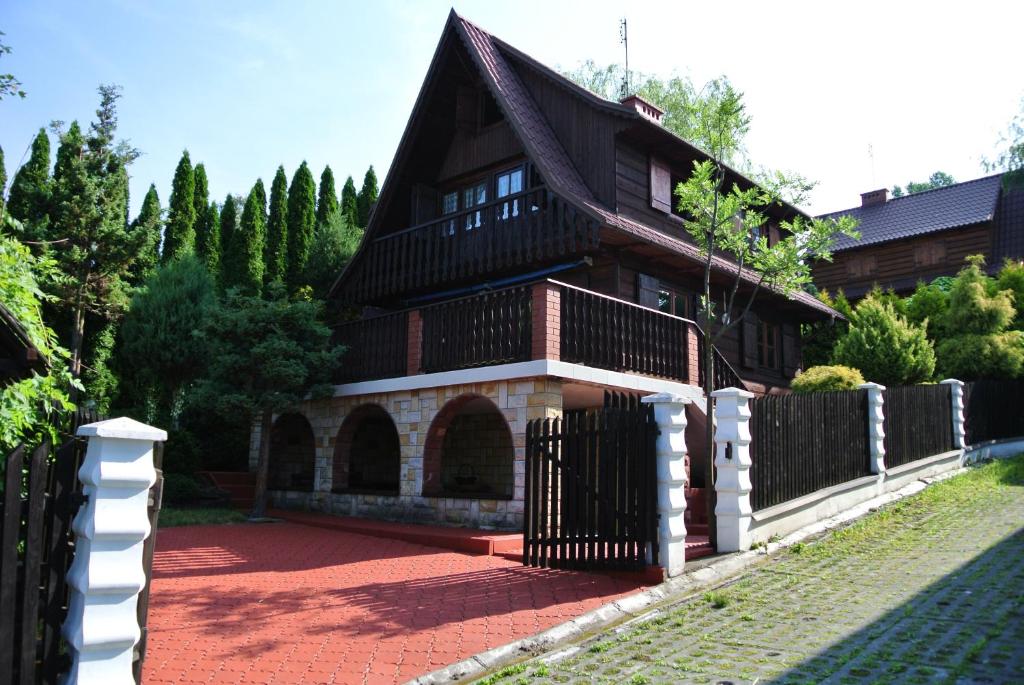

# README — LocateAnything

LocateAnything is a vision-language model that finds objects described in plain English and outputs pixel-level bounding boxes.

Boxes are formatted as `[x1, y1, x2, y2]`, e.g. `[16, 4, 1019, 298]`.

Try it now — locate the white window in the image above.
[496, 167, 524, 220]
[463, 182, 487, 230]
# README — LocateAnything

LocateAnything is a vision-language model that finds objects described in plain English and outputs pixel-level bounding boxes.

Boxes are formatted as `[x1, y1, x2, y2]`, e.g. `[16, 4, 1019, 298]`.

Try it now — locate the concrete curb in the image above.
[404, 459, 996, 685]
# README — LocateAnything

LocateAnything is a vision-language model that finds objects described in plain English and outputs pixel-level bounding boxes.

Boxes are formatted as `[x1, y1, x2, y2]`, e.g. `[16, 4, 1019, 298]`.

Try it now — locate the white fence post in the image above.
[859, 382, 887, 474]
[711, 387, 754, 553]
[941, 379, 967, 449]
[63, 417, 167, 685]
[641, 393, 690, 577]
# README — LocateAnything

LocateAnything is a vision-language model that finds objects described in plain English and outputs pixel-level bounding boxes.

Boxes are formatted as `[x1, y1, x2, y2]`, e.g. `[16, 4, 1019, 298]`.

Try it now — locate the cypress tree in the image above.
[163, 150, 196, 262]
[316, 164, 339, 228]
[218, 194, 239, 288]
[128, 184, 163, 285]
[197, 201, 221, 275]
[0, 145, 6, 216]
[264, 166, 288, 284]
[193, 162, 209, 219]
[356, 165, 379, 227]
[7, 128, 52, 235]
[285, 161, 316, 290]
[227, 179, 266, 295]
[341, 175, 358, 227]
[52, 121, 82, 183]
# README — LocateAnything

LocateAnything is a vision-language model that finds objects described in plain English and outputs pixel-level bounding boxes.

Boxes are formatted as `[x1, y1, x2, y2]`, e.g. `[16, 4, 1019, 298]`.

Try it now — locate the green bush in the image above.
[833, 297, 935, 386]
[162, 473, 203, 504]
[791, 365, 865, 393]
[906, 281, 950, 339]
[996, 260, 1024, 330]
[936, 332, 1024, 380]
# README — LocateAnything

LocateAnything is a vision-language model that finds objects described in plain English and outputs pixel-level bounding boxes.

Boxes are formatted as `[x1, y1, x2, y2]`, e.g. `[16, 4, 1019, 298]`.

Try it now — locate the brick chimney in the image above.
[620, 95, 663, 125]
[860, 188, 889, 207]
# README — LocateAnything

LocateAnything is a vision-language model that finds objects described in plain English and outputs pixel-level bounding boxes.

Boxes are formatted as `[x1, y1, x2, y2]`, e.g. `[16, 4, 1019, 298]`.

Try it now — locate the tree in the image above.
[316, 164, 339, 228]
[356, 165, 378, 228]
[192, 163, 209, 219]
[340, 175, 358, 227]
[128, 184, 163, 285]
[833, 297, 936, 385]
[193, 284, 341, 518]
[668, 83, 858, 546]
[47, 86, 143, 382]
[0, 145, 5, 215]
[984, 98, 1024, 188]
[223, 180, 266, 294]
[996, 260, 1024, 330]
[6, 128, 51, 237]
[286, 161, 316, 289]
[264, 166, 288, 284]
[564, 61, 750, 164]
[218, 194, 238, 288]
[800, 289, 852, 368]
[891, 171, 956, 198]
[119, 255, 216, 426]
[0, 30, 26, 100]
[303, 210, 363, 299]
[196, 202, 220, 275]
[163, 150, 196, 261]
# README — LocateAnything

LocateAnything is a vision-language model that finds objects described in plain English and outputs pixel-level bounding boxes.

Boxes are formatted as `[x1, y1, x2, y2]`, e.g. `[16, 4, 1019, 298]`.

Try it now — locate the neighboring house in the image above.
[0, 302, 43, 386]
[257, 10, 840, 530]
[813, 174, 1024, 299]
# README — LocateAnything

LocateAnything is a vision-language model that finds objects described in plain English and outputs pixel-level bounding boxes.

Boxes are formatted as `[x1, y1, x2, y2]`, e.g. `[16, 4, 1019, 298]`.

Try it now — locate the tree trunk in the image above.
[69, 292, 86, 402]
[249, 409, 273, 520]
[703, 322, 717, 550]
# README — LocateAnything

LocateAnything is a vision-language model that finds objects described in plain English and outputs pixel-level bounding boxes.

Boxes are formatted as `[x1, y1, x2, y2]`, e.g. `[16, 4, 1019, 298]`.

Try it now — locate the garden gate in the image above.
[523, 392, 659, 571]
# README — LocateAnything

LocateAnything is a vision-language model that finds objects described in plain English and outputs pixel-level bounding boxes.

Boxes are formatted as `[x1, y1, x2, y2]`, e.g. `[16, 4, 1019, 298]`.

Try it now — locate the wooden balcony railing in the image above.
[342, 188, 601, 303]
[697, 334, 746, 392]
[421, 285, 533, 373]
[332, 311, 408, 383]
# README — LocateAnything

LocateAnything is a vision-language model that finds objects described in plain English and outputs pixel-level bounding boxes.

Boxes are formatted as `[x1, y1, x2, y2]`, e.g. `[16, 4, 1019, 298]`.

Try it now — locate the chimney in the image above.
[620, 95, 663, 125]
[860, 188, 889, 207]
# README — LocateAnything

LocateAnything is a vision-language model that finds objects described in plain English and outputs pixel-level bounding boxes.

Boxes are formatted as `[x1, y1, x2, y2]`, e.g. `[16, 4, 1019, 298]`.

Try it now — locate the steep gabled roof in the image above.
[820, 174, 1003, 252]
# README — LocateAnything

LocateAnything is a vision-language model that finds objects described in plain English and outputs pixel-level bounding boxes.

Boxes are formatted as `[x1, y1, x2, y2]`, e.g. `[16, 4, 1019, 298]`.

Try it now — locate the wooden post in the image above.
[64, 417, 166, 685]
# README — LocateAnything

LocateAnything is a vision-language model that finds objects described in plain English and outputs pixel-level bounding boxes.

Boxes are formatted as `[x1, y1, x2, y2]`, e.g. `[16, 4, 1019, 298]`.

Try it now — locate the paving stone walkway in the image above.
[482, 457, 1024, 684]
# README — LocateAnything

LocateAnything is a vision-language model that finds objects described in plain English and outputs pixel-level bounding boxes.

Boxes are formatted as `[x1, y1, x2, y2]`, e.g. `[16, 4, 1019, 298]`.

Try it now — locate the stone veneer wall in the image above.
[252, 377, 562, 530]
[439, 411, 514, 498]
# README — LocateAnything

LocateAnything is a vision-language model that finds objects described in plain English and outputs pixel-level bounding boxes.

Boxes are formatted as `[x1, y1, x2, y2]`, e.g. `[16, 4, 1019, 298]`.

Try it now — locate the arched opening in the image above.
[268, 413, 316, 492]
[423, 395, 514, 499]
[333, 404, 401, 494]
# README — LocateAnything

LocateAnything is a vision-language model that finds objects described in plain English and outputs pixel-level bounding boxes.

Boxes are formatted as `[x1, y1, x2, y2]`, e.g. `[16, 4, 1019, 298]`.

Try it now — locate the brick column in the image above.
[859, 382, 887, 474]
[407, 309, 422, 375]
[641, 393, 690, 577]
[686, 323, 701, 386]
[711, 387, 754, 553]
[531, 282, 561, 361]
[941, 379, 966, 449]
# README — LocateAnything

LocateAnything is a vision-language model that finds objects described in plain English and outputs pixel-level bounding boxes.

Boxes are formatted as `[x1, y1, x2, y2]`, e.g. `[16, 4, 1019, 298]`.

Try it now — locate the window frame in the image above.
[757, 320, 780, 369]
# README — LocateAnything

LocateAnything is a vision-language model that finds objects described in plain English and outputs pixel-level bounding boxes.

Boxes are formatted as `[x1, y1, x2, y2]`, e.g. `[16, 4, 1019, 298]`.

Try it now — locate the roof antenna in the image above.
[619, 18, 629, 98]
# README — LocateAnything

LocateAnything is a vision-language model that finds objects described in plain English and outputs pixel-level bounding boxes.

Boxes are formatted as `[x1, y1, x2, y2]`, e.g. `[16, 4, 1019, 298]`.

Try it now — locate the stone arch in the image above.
[423, 394, 514, 498]
[268, 412, 316, 492]
[332, 404, 401, 493]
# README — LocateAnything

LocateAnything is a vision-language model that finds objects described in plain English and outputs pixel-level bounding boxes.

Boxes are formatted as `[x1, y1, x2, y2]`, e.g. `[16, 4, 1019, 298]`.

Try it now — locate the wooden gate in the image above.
[523, 393, 659, 571]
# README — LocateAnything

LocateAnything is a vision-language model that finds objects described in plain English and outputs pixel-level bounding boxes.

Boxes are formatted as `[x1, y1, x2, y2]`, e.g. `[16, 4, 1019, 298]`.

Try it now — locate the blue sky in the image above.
[2, 1, 1022, 218]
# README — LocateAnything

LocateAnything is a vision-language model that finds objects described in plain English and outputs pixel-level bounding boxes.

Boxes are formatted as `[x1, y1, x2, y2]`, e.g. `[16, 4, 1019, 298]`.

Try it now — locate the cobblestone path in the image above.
[479, 456, 1024, 684]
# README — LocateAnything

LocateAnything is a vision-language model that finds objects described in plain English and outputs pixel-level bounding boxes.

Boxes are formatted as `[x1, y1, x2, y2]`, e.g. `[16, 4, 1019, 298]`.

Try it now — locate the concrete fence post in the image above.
[63, 417, 167, 685]
[941, 379, 967, 449]
[641, 393, 690, 577]
[859, 382, 887, 474]
[711, 387, 754, 553]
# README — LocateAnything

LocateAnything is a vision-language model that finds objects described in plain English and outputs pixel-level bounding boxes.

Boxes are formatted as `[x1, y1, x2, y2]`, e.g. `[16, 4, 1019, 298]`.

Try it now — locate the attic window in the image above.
[480, 90, 503, 127]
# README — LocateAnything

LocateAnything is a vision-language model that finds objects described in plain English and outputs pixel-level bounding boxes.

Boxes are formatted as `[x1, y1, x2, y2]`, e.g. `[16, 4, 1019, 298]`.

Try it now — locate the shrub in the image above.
[996, 260, 1024, 329]
[791, 365, 865, 393]
[945, 258, 1014, 334]
[162, 473, 203, 504]
[936, 332, 1024, 380]
[833, 297, 935, 385]
[906, 281, 950, 339]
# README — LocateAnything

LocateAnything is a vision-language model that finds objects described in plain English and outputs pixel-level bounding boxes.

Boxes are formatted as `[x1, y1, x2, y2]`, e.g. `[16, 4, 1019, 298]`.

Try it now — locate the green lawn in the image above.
[157, 507, 247, 527]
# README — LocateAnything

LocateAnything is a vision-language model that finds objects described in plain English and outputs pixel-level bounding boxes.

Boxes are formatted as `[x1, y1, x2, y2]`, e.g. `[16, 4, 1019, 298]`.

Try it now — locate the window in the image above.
[496, 167, 524, 220]
[669, 172, 690, 220]
[441, 191, 458, 235]
[462, 182, 487, 230]
[757, 321, 779, 369]
[914, 241, 946, 267]
[656, 287, 694, 319]
[846, 254, 878, 278]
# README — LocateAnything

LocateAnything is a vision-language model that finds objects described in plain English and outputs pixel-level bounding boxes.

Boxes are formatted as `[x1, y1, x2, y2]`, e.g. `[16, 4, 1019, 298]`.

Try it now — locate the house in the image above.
[813, 174, 1024, 299]
[256, 10, 841, 531]
[0, 302, 43, 386]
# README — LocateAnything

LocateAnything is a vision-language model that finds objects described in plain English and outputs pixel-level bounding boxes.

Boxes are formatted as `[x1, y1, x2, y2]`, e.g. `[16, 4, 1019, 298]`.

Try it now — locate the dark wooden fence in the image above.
[883, 384, 953, 468]
[523, 395, 659, 571]
[560, 284, 691, 382]
[332, 311, 408, 383]
[421, 285, 532, 373]
[343, 188, 601, 303]
[964, 379, 1024, 444]
[749, 390, 872, 511]
[133, 441, 164, 685]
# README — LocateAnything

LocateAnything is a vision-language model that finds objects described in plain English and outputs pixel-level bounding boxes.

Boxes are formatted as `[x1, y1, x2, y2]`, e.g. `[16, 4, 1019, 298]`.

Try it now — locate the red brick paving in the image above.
[143, 522, 647, 685]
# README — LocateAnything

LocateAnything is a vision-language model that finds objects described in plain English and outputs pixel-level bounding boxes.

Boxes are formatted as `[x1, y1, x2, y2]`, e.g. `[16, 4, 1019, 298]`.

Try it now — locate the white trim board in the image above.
[332, 360, 707, 407]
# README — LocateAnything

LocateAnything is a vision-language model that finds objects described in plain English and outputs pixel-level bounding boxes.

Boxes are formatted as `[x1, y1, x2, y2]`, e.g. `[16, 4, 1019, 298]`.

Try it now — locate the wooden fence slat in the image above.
[18, 443, 49, 685]
[0, 446, 26, 680]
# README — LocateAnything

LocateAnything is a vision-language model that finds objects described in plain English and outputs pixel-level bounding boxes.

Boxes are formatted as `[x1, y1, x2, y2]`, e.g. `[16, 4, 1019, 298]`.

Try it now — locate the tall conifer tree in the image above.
[286, 161, 316, 290]
[197, 202, 221, 275]
[0, 145, 6, 216]
[264, 166, 288, 284]
[193, 163, 209, 219]
[341, 175, 358, 227]
[356, 165, 379, 228]
[225, 179, 266, 294]
[7, 127, 52, 236]
[163, 150, 196, 261]
[218, 194, 239, 288]
[316, 164, 339, 227]
[129, 184, 163, 285]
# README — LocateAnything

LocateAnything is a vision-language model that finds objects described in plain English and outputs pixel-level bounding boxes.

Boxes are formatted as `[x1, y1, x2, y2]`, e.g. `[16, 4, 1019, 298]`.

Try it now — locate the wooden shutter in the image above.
[637, 273, 661, 309]
[781, 323, 799, 378]
[741, 313, 759, 369]
[650, 157, 672, 213]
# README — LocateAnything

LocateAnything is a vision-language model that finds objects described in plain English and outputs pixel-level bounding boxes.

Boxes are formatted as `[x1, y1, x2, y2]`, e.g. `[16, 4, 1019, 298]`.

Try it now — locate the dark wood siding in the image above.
[614, 140, 696, 245]
[438, 121, 524, 182]
[813, 222, 993, 297]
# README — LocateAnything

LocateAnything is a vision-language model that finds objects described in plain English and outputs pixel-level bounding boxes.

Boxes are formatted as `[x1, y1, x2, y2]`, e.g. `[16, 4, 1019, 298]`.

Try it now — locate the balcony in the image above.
[332, 280, 743, 392]
[339, 188, 602, 304]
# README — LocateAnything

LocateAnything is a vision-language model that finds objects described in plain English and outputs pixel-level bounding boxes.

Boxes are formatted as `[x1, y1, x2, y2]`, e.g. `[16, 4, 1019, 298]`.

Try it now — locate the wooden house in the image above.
[0, 302, 43, 386]
[813, 174, 1024, 299]
[257, 11, 841, 531]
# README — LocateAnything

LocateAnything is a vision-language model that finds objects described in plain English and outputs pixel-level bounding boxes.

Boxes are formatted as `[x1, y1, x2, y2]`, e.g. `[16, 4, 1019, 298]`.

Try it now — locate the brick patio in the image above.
[142, 521, 647, 685]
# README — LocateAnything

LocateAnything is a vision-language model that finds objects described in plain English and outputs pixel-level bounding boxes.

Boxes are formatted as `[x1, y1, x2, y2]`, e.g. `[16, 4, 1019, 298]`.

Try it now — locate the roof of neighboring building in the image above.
[0, 301, 44, 382]
[820, 174, 1004, 252]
